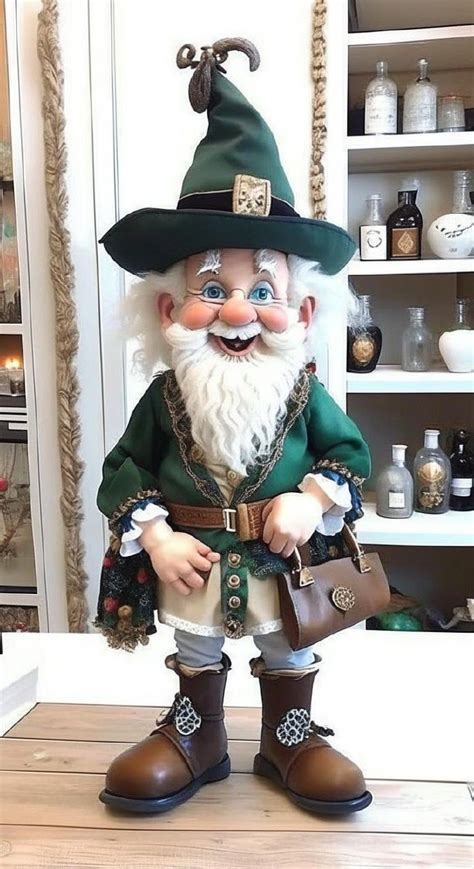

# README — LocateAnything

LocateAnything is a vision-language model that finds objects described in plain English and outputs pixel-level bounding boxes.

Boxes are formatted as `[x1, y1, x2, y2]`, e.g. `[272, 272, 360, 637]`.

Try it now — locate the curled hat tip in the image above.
[176, 37, 260, 113]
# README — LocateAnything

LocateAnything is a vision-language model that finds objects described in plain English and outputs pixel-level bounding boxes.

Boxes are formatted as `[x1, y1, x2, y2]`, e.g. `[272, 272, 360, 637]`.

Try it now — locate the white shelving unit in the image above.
[348, 132, 474, 173]
[339, 1, 474, 607]
[358, 500, 474, 546]
[349, 257, 473, 275]
[351, 0, 473, 33]
[0, 0, 51, 631]
[348, 24, 474, 72]
[347, 365, 473, 394]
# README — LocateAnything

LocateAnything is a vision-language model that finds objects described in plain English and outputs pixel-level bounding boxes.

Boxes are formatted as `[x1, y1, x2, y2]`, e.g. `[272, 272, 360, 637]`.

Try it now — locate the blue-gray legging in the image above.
[175, 628, 314, 670]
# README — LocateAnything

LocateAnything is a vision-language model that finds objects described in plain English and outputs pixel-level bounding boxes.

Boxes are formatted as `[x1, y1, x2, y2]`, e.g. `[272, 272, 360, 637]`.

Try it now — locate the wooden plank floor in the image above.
[0, 704, 472, 868]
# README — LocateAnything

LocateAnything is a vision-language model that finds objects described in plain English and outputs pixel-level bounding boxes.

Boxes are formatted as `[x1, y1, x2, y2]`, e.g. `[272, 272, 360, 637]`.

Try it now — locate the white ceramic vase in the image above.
[427, 213, 474, 259]
[438, 330, 474, 372]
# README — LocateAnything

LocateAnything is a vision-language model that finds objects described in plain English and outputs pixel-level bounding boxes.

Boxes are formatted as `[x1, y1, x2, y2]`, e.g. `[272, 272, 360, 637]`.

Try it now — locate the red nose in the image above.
[219, 296, 257, 327]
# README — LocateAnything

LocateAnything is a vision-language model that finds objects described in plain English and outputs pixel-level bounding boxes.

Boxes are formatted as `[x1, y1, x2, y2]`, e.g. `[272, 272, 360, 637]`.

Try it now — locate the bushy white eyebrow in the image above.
[196, 249, 222, 276]
[254, 248, 277, 279]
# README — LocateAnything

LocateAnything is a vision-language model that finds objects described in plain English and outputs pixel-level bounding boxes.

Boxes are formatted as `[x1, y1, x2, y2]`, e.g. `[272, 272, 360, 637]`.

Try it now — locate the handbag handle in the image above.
[289, 523, 371, 582]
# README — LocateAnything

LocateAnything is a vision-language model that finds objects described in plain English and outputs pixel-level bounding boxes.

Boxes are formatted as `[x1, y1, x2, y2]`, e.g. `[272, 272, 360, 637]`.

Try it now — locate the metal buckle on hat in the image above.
[223, 508, 237, 533]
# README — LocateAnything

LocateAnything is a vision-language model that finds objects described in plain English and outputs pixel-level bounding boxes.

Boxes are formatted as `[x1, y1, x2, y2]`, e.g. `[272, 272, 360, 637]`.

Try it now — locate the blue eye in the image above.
[249, 282, 275, 304]
[201, 282, 226, 301]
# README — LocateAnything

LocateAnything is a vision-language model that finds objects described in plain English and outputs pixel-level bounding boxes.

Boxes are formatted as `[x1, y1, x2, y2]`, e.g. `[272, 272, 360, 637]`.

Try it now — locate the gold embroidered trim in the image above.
[234, 370, 311, 504]
[163, 370, 310, 509]
[93, 618, 150, 652]
[314, 458, 365, 489]
[163, 372, 224, 506]
[109, 489, 163, 534]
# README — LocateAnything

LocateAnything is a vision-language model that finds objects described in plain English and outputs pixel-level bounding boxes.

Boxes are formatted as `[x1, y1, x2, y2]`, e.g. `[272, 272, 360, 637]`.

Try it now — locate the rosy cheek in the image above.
[257, 306, 289, 333]
[179, 299, 218, 330]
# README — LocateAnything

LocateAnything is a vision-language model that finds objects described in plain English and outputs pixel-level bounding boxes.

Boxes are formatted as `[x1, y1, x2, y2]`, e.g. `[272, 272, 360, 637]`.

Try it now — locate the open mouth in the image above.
[214, 335, 259, 357]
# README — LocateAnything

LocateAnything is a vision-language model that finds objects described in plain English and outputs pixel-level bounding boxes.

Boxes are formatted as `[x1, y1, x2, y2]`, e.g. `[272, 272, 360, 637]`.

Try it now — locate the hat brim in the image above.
[99, 208, 356, 277]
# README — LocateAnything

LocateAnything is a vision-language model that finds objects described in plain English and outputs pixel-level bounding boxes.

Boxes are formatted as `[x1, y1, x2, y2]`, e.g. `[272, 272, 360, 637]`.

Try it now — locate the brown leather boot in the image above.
[99, 653, 231, 813]
[251, 655, 372, 815]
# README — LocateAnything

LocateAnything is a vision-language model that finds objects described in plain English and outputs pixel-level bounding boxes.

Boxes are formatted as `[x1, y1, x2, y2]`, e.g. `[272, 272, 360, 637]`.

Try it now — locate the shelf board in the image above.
[347, 365, 473, 393]
[0, 592, 39, 607]
[347, 131, 474, 173]
[358, 501, 474, 547]
[348, 24, 474, 74]
[350, 1, 474, 34]
[349, 257, 474, 275]
[0, 324, 23, 335]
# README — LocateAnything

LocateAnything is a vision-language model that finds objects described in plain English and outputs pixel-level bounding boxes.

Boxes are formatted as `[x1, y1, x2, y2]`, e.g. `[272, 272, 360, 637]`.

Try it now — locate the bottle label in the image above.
[365, 95, 397, 134]
[352, 334, 375, 365]
[403, 99, 437, 133]
[389, 491, 406, 508]
[391, 228, 420, 258]
[360, 225, 387, 260]
[451, 478, 472, 497]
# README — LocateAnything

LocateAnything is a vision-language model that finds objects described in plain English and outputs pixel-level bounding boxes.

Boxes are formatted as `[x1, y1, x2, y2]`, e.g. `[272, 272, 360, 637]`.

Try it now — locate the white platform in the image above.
[1, 630, 472, 782]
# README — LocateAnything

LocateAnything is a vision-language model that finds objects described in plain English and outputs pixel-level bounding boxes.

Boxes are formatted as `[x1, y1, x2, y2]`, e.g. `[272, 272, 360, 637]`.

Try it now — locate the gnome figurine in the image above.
[95, 39, 372, 815]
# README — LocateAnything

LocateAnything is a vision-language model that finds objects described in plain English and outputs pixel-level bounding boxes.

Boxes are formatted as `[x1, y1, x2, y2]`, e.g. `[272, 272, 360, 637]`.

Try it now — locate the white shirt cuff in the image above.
[120, 503, 168, 557]
[298, 472, 352, 536]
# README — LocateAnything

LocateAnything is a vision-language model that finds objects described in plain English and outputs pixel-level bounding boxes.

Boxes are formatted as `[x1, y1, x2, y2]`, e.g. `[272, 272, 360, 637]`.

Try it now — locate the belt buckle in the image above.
[222, 508, 237, 533]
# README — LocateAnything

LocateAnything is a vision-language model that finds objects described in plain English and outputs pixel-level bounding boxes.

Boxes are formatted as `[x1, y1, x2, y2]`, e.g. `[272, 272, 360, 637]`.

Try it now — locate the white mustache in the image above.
[208, 321, 261, 340]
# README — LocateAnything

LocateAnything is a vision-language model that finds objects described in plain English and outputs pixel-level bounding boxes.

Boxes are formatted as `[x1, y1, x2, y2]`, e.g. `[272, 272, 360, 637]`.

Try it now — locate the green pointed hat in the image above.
[100, 39, 355, 276]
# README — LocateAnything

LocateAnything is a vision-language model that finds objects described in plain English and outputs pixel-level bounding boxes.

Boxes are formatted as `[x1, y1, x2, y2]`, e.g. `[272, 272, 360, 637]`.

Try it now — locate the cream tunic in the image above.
[120, 461, 351, 639]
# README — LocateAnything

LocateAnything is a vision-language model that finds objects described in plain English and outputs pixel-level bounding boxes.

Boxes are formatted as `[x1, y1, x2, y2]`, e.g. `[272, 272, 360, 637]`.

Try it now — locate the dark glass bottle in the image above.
[449, 430, 474, 511]
[414, 429, 451, 514]
[347, 294, 382, 373]
[387, 190, 423, 260]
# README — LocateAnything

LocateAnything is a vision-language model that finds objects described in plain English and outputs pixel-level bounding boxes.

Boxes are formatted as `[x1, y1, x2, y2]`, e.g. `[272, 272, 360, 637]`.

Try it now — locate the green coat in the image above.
[95, 369, 370, 648]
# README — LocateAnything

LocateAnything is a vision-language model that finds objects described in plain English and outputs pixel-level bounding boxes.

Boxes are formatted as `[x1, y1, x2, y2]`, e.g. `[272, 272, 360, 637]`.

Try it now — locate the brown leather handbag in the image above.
[277, 524, 390, 650]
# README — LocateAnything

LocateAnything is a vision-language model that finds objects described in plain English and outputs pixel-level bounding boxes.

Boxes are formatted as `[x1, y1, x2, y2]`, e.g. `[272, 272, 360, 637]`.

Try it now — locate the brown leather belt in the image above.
[166, 498, 271, 542]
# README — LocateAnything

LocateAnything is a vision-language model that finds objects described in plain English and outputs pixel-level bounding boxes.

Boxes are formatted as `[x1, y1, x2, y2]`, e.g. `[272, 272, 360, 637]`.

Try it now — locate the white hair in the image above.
[254, 248, 278, 278]
[196, 249, 221, 275]
[122, 251, 357, 378]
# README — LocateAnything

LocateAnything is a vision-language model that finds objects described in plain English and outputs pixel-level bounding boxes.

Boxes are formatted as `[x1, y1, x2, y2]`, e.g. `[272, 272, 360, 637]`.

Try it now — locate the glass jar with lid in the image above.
[438, 96, 465, 133]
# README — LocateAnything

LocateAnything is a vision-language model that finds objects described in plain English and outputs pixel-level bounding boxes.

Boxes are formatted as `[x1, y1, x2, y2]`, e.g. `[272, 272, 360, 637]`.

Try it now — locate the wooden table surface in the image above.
[0, 703, 473, 867]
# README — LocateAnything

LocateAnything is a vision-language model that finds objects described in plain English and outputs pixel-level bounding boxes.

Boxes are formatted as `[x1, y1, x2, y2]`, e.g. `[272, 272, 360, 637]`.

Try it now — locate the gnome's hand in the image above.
[262, 489, 334, 558]
[141, 525, 220, 597]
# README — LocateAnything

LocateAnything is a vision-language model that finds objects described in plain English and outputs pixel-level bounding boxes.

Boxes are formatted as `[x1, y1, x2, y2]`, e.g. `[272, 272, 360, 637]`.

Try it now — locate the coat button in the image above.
[227, 574, 240, 589]
[228, 595, 241, 609]
[228, 552, 241, 567]
[226, 469, 239, 485]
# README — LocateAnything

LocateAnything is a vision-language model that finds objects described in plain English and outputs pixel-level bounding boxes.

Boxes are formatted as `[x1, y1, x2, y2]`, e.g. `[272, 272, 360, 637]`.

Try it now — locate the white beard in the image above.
[164, 315, 307, 476]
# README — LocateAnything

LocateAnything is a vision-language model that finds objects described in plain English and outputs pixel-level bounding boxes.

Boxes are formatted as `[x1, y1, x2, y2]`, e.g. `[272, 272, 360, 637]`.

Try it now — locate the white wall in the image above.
[112, 0, 316, 414]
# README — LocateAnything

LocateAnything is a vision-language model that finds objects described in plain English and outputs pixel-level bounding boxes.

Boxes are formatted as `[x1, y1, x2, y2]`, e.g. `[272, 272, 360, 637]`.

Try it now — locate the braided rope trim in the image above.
[37, 0, 89, 631]
[311, 0, 327, 220]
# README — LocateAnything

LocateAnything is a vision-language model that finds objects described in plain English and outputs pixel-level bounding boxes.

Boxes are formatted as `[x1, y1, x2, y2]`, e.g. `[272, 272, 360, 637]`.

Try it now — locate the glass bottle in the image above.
[449, 430, 474, 512]
[401, 307, 433, 371]
[452, 170, 474, 215]
[347, 294, 382, 373]
[364, 61, 397, 135]
[359, 194, 387, 261]
[398, 177, 421, 204]
[414, 429, 451, 514]
[439, 299, 473, 373]
[376, 444, 414, 518]
[402, 59, 438, 134]
[387, 191, 423, 259]
[438, 95, 465, 132]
